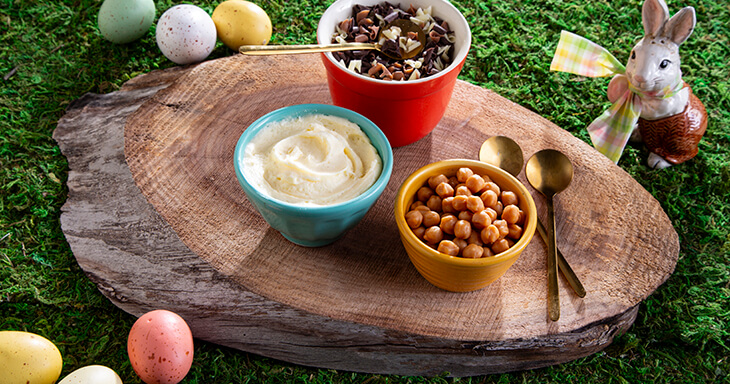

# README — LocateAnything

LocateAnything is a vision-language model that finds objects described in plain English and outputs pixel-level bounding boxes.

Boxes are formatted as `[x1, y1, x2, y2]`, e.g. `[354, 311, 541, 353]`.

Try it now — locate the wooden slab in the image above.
[54, 54, 678, 377]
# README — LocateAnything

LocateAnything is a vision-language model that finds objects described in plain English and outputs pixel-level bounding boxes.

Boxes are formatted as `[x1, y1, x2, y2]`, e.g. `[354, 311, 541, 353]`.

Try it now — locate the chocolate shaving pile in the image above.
[331, 2, 456, 81]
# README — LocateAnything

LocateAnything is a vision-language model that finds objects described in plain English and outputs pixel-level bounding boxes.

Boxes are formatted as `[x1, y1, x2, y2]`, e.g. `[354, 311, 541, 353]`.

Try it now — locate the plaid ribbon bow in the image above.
[550, 30, 684, 163]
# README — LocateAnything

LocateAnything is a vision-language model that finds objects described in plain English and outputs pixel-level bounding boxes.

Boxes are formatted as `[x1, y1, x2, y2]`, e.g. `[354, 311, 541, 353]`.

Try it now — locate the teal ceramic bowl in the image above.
[233, 104, 393, 247]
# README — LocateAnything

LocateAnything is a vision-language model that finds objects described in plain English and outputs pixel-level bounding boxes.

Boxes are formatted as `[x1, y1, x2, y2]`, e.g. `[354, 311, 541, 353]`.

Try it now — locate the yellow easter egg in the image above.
[212, 0, 272, 50]
[0, 331, 63, 384]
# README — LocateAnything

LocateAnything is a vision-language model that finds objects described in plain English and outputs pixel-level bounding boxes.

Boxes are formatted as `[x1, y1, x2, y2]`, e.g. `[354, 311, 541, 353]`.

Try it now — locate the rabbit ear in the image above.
[642, 0, 670, 37]
[664, 7, 696, 45]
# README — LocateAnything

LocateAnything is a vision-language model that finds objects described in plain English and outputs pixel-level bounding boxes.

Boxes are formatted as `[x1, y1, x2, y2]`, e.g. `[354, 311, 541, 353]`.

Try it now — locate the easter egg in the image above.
[98, 0, 156, 44]
[58, 365, 123, 384]
[0, 331, 63, 384]
[156, 4, 217, 65]
[212, 0, 272, 50]
[127, 310, 194, 384]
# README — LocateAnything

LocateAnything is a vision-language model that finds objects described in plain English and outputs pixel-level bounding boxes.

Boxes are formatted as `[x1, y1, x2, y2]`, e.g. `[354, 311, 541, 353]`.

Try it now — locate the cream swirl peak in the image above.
[243, 114, 382, 206]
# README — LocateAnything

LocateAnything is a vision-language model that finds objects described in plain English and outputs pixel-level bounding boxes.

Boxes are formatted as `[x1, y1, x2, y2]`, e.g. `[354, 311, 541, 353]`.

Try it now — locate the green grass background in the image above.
[1, 0, 728, 382]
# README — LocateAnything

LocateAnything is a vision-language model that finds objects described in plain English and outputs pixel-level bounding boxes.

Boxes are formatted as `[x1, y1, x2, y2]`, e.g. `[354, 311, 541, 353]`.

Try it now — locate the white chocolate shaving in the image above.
[408, 69, 421, 81]
[405, 39, 421, 53]
[382, 26, 401, 40]
[434, 57, 444, 71]
[409, 16, 425, 28]
[404, 59, 422, 69]
[413, 6, 435, 25]
[347, 60, 362, 72]
[423, 21, 433, 33]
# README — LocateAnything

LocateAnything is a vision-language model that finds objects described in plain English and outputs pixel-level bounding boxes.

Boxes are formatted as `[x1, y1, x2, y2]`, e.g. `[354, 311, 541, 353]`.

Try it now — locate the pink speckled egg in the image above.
[156, 4, 217, 65]
[127, 310, 194, 384]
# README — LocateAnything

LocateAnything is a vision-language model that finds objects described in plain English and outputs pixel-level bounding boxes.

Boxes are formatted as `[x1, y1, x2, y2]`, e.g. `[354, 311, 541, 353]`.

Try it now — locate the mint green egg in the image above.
[98, 0, 156, 44]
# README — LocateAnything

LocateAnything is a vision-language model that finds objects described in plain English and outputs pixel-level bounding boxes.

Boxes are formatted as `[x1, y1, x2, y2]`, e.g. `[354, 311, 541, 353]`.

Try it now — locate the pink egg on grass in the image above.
[127, 309, 194, 384]
[156, 4, 217, 65]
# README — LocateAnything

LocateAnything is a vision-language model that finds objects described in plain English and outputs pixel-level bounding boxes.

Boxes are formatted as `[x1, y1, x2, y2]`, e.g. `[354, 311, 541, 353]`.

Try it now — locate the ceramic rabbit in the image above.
[607, 0, 707, 169]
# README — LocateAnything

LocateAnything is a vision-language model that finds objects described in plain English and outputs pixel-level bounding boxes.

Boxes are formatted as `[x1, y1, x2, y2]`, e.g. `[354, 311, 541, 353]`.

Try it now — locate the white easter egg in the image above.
[58, 365, 123, 384]
[156, 5, 217, 65]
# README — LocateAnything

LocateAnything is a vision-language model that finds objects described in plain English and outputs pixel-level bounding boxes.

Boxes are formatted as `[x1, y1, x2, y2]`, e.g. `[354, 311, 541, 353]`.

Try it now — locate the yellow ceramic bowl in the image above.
[394, 159, 537, 292]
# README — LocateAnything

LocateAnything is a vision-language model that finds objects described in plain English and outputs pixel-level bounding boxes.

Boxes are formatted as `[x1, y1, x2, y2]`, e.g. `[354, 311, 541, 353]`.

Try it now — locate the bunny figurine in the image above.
[607, 0, 707, 169]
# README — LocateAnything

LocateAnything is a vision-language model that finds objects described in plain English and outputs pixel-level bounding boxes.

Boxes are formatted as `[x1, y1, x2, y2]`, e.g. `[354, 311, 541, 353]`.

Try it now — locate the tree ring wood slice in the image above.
[55, 54, 678, 377]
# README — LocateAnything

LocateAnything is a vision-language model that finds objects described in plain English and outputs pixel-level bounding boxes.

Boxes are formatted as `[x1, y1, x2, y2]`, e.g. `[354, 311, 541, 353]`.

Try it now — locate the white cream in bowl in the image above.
[243, 114, 382, 206]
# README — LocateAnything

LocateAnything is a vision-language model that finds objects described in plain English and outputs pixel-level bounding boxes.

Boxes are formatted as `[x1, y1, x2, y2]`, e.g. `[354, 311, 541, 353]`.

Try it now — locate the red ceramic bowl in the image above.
[316, 0, 472, 147]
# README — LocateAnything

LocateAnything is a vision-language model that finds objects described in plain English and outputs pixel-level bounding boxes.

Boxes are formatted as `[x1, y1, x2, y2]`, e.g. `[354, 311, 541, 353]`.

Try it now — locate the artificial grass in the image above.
[1, 0, 728, 382]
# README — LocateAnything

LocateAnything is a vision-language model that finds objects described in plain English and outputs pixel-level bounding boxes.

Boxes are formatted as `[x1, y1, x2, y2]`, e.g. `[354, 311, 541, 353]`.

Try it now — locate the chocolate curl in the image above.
[356, 9, 371, 24]
[429, 30, 442, 43]
[422, 47, 435, 66]
[368, 62, 387, 77]
[431, 23, 447, 35]
[332, 51, 346, 62]
[381, 38, 401, 58]
[338, 18, 353, 35]
[367, 26, 380, 40]
[384, 11, 399, 23]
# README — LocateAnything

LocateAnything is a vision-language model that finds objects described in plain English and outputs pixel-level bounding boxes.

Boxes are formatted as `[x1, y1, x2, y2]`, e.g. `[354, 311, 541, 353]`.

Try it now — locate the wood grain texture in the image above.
[54, 54, 678, 376]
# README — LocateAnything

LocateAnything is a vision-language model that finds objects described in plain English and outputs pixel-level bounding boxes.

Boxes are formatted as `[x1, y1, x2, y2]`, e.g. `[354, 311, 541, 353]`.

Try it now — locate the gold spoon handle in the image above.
[239, 43, 377, 55]
[536, 219, 586, 297]
[546, 195, 560, 321]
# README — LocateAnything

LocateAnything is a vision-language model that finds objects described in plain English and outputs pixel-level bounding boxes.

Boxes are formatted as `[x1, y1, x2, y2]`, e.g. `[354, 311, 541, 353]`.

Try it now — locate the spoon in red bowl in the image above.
[239, 19, 426, 61]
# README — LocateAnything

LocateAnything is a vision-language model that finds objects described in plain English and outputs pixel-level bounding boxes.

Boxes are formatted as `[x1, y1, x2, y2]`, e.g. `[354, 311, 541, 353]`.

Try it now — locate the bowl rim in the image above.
[394, 159, 538, 267]
[316, 0, 472, 85]
[233, 103, 394, 212]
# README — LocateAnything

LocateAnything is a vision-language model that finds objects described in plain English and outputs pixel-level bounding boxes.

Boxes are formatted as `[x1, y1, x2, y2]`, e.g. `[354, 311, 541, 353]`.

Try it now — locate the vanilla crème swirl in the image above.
[243, 114, 382, 206]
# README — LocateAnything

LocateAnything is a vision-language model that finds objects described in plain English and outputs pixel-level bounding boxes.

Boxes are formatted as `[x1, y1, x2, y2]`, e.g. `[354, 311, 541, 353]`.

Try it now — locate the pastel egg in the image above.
[98, 0, 156, 44]
[127, 310, 194, 384]
[156, 4, 217, 65]
[212, 0, 272, 50]
[58, 365, 123, 384]
[0, 331, 63, 384]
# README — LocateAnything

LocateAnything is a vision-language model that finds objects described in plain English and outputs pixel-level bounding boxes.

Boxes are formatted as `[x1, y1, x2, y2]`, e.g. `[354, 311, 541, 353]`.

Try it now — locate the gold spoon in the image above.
[479, 136, 585, 298]
[479, 135, 524, 178]
[239, 19, 426, 60]
[526, 149, 574, 322]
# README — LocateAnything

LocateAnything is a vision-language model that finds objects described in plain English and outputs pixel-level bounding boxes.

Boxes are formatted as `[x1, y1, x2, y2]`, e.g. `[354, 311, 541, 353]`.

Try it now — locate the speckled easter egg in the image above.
[98, 0, 156, 44]
[0, 331, 63, 384]
[58, 365, 123, 384]
[127, 310, 194, 384]
[156, 4, 217, 65]
[212, 0, 272, 50]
